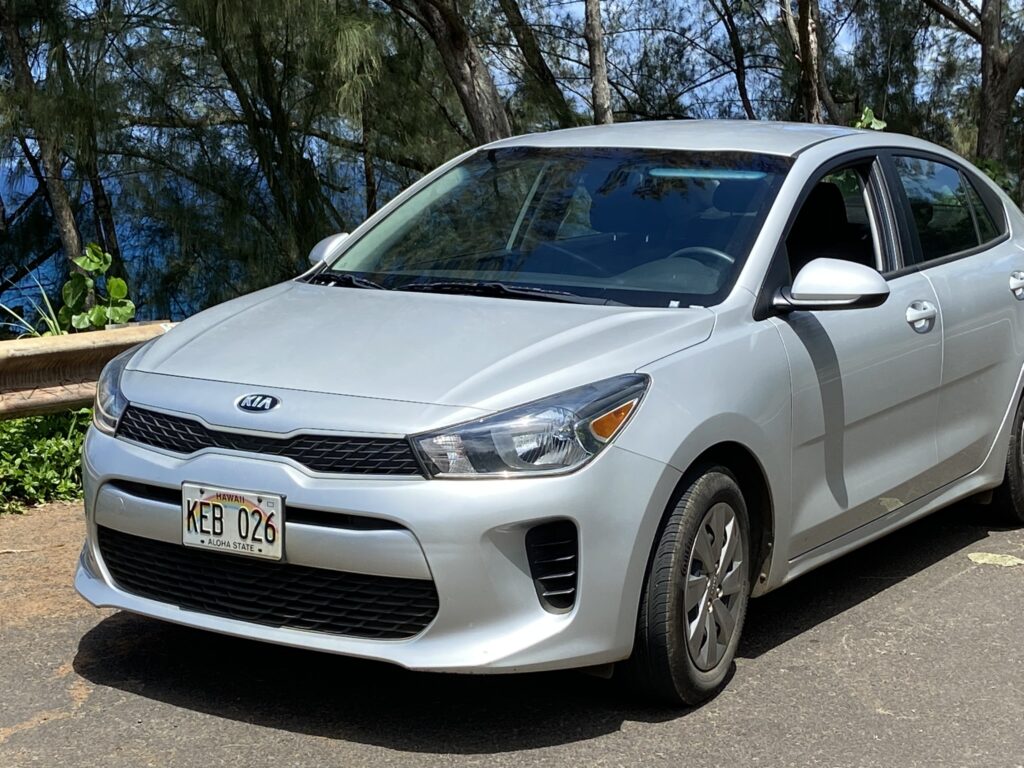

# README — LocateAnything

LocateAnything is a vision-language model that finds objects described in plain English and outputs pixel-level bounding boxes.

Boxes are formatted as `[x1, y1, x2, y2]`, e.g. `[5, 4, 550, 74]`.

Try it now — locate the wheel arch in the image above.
[632, 439, 777, 609]
[682, 441, 776, 594]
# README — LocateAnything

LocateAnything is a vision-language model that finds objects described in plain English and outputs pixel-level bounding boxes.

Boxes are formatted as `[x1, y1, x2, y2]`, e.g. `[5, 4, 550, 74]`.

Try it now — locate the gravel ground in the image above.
[2, 500, 1023, 767]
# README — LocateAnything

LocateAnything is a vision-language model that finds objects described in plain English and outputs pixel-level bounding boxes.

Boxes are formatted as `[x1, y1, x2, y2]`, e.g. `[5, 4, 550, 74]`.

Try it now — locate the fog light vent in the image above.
[525, 520, 579, 613]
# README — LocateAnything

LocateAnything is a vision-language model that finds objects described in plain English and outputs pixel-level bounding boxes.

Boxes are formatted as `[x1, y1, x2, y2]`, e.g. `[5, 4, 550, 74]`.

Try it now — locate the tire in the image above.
[622, 465, 751, 706]
[994, 393, 1024, 525]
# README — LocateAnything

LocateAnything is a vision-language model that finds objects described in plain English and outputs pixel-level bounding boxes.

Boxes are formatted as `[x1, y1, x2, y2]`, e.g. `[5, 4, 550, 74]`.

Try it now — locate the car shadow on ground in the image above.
[73, 501, 1009, 754]
[74, 613, 679, 752]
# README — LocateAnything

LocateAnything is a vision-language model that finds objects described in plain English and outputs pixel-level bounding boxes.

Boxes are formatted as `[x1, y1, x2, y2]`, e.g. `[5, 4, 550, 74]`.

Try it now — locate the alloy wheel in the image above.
[682, 502, 746, 671]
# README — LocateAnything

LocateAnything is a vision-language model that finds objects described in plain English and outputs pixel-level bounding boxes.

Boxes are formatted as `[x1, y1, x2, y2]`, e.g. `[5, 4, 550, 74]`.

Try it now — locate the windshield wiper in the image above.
[309, 273, 625, 305]
[306, 271, 387, 290]
[399, 280, 624, 306]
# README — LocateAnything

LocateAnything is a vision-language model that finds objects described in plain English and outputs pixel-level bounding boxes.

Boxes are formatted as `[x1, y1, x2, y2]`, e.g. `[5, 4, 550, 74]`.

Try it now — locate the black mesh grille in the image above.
[525, 520, 579, 613]
[117, 406, 424, 476]
[98, 526, 439, 639]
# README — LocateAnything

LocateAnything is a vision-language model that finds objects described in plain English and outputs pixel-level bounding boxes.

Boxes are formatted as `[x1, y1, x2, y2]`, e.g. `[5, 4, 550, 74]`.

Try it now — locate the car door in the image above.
[770, 156, 945, 556]
[887, 154, 1024, 483]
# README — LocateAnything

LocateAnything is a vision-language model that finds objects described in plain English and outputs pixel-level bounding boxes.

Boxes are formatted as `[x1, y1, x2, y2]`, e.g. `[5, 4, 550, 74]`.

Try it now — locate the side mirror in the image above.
[308, 232, 349, 268]
[773, 257, 889, 313]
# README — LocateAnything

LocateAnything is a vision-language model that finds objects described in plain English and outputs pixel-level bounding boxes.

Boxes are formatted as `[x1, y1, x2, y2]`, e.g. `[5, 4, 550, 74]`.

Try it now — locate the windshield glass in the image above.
[325, 147, 791, 307]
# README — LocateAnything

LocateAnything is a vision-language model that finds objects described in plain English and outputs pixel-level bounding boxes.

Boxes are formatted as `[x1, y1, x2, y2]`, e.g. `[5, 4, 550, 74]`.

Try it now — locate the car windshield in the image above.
[324, 147, 791, 307]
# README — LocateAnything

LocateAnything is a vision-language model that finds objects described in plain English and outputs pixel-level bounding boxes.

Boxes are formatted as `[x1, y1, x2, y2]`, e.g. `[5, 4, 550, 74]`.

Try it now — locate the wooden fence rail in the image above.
[0, 324, 174, 420]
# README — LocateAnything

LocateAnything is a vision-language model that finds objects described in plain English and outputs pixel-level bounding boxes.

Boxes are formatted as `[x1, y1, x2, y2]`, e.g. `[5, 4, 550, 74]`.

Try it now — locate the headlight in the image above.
[93, 345, 141, 434]
[413, 374, 649, 478]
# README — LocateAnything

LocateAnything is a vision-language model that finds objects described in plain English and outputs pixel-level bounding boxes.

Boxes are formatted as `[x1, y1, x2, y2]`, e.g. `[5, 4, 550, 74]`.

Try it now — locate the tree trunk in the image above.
[583, 0, 614, 124]
[82, 132, 125, 278]
[977, 0, 1016, 163]
[496, 0, 575, 128]
[796, 0, 825, 123]
[781, 0, 817, 121]
[921, 0, 1024, 164]
[809, 1, 842, 121]
[87, 169, 120, 263]
[250, 25, 327, 258]
[978, 71, 1014, 162]
[781, 0, 840, 124]
[1016, 129, 1024, 205]
[0, 4, 83, 268]
[194, 15, 333, 263]
[361, 111, 378, 219]
[711, 0, 757, 119]
[392, 0, 512, 145]
[363, 149, 378, 219]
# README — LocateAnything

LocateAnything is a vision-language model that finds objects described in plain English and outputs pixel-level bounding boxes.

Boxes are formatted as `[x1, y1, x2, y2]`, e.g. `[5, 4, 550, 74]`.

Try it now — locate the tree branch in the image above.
[496, 0, 575, 127]
[117, 112, 434, 174]
[921, 0, 981, 42]
[2, 242, 61, 291]
[7, 184, 45, 227]
[99, 144, 281, 245]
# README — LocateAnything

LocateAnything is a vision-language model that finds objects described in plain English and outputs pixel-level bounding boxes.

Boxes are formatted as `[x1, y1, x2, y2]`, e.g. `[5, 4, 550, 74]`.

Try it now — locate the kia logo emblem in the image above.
[236, 394, 280, 413]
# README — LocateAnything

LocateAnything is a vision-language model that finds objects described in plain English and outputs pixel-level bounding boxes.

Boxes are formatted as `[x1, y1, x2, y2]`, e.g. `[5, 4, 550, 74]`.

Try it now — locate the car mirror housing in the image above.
[307, 232, 349, 268]
[773, 257, 890, 312]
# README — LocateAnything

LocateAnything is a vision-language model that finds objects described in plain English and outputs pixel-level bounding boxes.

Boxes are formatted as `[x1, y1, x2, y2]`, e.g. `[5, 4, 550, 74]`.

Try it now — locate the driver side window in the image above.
[786, 166, 882, 279]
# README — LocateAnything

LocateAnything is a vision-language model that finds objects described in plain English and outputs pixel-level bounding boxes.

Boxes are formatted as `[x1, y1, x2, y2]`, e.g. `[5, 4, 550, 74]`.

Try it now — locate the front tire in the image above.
[623, 466, 751, 706]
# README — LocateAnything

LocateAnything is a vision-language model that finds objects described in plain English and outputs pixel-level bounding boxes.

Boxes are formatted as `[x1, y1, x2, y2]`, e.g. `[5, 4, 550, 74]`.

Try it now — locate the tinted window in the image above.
[964, 179, 1000, 242]
[893, 156, 978, 263]
[786, 166, 879, 277]
[329, 147, 790, 308]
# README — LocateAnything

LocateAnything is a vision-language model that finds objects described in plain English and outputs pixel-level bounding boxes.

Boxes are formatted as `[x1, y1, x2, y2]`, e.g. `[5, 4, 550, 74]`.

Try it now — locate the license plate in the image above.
[182, 483, 284, 560]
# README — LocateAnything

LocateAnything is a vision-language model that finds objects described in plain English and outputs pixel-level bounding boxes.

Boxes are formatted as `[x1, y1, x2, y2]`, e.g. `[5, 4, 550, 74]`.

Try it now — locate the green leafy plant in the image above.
[60, 243, 135, 331]
[0, 276, 65, 338]
[852, 106, 887, 131]
[0, 244, 136, 338]
[0, 409, 91, 514]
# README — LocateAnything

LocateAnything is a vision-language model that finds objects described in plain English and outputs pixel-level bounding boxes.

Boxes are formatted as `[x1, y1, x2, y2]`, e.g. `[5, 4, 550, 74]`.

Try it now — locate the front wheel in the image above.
[622, 466, 751, 706]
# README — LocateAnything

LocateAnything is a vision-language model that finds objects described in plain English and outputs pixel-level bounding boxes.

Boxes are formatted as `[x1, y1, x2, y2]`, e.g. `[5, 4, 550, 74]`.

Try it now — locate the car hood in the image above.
[130, 282, 715, 412]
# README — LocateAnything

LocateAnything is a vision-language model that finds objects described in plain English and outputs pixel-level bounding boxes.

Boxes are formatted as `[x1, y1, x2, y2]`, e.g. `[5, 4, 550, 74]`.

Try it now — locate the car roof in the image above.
[487, 120, 860, 158]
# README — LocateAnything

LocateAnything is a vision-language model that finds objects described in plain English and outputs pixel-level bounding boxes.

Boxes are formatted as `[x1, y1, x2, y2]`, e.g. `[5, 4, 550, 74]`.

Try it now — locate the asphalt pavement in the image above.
[2, 500, 1023, 767]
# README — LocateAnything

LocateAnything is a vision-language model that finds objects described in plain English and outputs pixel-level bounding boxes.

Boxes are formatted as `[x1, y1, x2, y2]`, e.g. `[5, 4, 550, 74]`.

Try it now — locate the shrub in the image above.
[0, 243, 136, 338]
[0, 409, 91, 514]
[61, 243, 136, 331]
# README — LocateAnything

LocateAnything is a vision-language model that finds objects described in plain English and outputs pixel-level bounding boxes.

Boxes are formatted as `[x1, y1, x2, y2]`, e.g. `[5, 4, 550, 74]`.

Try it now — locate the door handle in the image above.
[1011, 271, 1024, 300]
[906, 300, 937, 333]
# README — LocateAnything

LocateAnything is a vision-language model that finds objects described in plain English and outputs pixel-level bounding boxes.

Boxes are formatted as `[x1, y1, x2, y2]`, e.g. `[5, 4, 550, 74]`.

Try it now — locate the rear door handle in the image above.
[906, 300, 937, 333]
[1011, 271, 1024, 300]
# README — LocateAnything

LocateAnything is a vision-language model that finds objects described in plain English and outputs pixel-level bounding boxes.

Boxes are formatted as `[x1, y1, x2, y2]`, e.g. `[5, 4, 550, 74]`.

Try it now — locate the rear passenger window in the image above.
[893, 156, 978, 262]
[964, 180, 1000, 242]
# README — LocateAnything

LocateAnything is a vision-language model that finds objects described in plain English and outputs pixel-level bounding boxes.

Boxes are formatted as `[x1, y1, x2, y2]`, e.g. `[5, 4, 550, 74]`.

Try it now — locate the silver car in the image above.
[76, 121, 1024, 705]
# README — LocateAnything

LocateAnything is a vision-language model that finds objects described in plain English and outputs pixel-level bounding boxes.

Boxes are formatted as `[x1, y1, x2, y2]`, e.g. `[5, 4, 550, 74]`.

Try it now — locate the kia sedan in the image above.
[76, 121, 1024, 705]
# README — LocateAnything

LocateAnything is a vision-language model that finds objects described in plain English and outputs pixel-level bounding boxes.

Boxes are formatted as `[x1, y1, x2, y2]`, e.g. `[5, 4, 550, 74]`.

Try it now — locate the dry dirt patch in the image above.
[0, 502, 93, 628]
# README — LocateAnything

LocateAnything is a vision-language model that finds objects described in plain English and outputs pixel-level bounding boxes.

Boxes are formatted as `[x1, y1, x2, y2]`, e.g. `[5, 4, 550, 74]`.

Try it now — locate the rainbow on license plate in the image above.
[181, 483, 284, 560]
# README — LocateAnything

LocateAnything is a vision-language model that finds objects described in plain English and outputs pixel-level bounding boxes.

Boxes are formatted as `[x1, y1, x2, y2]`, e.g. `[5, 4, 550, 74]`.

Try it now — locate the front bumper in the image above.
[76, 427, 679, 673]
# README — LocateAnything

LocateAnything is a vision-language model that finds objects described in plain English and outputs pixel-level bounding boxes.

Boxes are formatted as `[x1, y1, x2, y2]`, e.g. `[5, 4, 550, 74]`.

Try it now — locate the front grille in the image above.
[525, 520, 579, 613]
[98, 526, 439, 639]
[117, 406, 424, 476]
